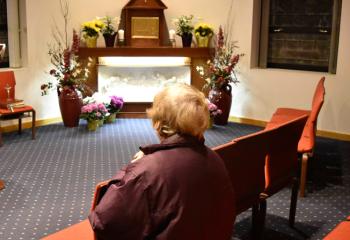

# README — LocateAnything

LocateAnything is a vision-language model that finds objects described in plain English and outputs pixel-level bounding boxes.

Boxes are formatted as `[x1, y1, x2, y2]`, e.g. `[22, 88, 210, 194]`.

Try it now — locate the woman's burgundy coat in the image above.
[89, 134, 235, 240]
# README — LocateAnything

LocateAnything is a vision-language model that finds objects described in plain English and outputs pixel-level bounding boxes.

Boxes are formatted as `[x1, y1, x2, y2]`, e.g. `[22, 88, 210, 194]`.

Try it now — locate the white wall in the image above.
[3, 0, 350, 135]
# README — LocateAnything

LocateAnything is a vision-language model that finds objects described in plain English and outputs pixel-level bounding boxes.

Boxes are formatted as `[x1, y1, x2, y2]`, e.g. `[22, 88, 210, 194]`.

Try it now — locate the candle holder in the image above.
[4, 83, 11, 101]
[118, 39, 125, 47]
[169, 39, 176, 48]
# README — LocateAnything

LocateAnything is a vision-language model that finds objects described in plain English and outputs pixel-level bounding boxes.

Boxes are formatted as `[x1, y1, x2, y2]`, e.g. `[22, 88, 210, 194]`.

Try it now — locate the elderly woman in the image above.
[89, 84, 235, 240]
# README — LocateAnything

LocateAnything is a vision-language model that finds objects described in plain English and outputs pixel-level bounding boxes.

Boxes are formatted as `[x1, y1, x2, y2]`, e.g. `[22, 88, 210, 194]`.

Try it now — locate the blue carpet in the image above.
[0, 119, 349, 240]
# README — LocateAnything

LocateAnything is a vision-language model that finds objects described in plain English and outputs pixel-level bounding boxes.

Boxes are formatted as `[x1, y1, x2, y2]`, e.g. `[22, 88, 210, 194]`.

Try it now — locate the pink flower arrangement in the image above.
[80, 102, 108, 121]
[208, 101, 222, 117]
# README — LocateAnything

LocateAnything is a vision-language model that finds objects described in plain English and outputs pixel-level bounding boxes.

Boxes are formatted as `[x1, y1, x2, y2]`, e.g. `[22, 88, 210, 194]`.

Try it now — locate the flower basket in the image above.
[81, 18, 105, 47]
[87, 119, 99, 131]
[105, 112, 117, 123]
[80, 102, 108, 130]
[98, 119, 104, 127]
[208, 117, 214, 129]
[194, 23, 213, 47]
[85, 36, 98, 48]
[196, 35, 211, 47]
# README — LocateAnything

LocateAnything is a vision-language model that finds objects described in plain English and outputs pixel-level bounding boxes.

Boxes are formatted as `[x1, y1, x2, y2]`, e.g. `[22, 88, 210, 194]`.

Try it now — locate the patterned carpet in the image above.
[0, 119, 349, 240]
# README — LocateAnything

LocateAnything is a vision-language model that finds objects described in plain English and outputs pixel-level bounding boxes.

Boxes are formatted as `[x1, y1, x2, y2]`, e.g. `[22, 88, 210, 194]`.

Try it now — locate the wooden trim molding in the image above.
[229, 116, 350, 141]
[78, 47, 212, 58]
[0, 117, 62, 133]
[1, 116, 349, 142]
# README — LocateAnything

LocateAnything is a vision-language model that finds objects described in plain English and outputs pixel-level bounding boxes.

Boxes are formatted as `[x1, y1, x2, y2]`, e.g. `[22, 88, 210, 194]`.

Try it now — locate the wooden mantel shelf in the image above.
[78, 47, 213, 58]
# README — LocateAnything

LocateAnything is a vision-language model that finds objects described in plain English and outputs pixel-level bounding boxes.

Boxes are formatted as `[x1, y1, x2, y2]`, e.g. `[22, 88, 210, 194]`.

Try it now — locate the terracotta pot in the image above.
[58, 88, 82, 127]
[181, 33, 193, 47]
[208, 84, 232, 125]
[103, 33, 117, 47]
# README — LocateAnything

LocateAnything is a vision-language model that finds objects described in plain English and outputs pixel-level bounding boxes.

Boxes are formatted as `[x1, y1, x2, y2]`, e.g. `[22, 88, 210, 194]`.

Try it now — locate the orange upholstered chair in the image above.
[262, 114, 308, 227]
[324, 216, 350, 240]
[40, 219, 94, 240]
[213, 129, 271, 239]
[265, 77, 325, 197]
[40, 180, 109, 240]
[0, 179, 4, 191]
[0, 71, 36, 147]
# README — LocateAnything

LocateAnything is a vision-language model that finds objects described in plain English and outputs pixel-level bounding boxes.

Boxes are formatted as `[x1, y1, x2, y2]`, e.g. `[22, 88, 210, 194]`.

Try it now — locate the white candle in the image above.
[169, 29, 175, 40]
[118, 29, 124, 40]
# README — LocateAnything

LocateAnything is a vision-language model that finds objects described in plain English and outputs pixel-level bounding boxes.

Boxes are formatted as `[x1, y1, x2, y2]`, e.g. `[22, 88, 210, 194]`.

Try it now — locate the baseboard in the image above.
[228, 116, 266, 127]
[316, 130, 350, 141]
[0, 117, 62, 133]
[229, 116, 350, 141]
[2, 116, 350, 141]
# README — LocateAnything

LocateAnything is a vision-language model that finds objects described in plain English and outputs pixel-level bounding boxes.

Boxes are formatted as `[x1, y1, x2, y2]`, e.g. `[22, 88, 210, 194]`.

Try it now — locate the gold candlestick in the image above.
[4, 83, 11, 101]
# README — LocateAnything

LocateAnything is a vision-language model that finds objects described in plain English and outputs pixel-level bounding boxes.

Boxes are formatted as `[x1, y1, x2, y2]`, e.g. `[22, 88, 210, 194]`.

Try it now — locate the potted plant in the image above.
[104, 95, 124, 123]
[194, 23, 214, 47]
[173, 15, 194, 47]
[80, 102, 108, 131]
[100, 16, 120, 47]
[207, 100, 222, 128]
[196, 26, 243, 125]
[81, 18, 105, 47]
[41, 0, 93, 128]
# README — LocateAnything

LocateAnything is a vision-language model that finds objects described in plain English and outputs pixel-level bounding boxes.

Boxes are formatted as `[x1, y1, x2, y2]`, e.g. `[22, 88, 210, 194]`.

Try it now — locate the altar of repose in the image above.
[78, 47, 212, 118]
[77, 0, 212, 117]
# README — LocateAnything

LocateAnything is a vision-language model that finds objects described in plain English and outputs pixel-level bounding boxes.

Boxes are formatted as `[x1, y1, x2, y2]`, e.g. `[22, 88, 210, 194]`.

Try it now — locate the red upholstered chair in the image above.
[40, 180, 109, 240]
[0, 71, 36, 147]
[262, 114, 308, 227]
[324, 216, 350, 240]
[213, 129, 271, 239]
[265, 77, 325, 197]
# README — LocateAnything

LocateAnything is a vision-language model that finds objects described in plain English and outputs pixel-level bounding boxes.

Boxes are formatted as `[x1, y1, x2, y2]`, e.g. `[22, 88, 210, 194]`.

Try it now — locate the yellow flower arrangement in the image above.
[81, 19, 105, 38]
[194, 23, 214, 37]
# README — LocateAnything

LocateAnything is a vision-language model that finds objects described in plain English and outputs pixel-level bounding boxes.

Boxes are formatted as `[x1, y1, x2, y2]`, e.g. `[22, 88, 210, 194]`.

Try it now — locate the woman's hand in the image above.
[131, 151, 145, 163]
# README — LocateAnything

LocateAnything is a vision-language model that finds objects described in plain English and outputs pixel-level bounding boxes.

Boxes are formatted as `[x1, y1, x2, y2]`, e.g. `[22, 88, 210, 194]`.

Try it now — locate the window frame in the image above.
[258, 0, 342, 74]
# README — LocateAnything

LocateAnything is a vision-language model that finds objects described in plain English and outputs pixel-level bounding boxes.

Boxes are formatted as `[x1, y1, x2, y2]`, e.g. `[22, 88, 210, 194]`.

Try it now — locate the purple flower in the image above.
[108, 95, 124, 113]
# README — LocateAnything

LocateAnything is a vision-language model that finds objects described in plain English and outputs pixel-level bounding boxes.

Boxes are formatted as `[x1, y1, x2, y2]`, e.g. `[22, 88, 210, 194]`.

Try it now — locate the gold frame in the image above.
[131, 17, 159, 39]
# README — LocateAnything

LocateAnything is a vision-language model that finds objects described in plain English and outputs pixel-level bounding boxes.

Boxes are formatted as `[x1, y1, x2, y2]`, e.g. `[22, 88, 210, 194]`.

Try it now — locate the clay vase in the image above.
[208, 84, 232, 125]
[103, 33, 117, 47]
[181, 33, 193, 47]
[58, 88, 82, 127]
